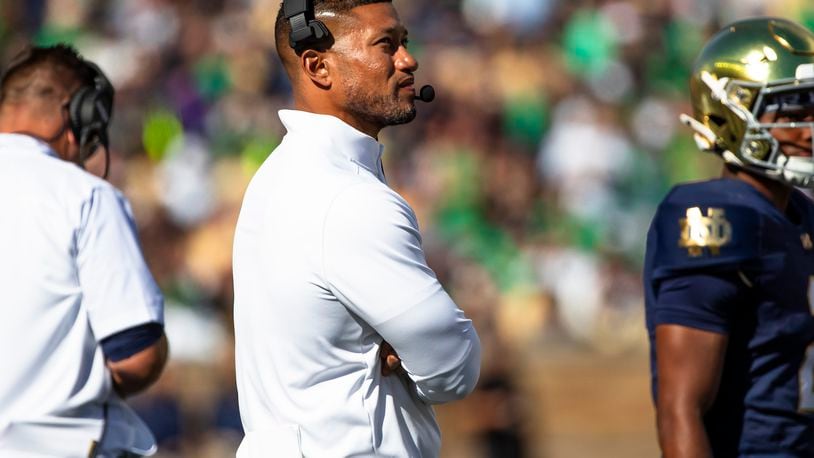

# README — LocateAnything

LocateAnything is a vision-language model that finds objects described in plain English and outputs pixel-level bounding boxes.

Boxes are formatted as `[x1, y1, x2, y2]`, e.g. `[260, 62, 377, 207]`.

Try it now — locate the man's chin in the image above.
[346, 95, 417, 129]
[385, 105, 417, 126]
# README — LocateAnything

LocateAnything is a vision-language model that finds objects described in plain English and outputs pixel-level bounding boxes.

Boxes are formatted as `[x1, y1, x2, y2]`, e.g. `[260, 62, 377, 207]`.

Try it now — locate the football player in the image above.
[644, 17, 814, 456]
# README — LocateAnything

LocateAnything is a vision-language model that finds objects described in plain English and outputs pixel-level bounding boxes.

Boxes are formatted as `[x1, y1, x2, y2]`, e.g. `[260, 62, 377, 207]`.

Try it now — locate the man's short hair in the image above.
[274, 0, 391, 59]
[0, 44, 95, 107]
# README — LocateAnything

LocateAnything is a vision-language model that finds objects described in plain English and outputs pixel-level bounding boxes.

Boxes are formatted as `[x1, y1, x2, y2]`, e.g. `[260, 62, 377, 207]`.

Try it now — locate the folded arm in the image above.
[324, 184, 481, 403]
[376, 288, 480, 403]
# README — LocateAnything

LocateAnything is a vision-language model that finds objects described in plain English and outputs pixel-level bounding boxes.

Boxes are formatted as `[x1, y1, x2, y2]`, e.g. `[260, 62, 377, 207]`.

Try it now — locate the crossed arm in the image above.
[324, 184, 481, 402]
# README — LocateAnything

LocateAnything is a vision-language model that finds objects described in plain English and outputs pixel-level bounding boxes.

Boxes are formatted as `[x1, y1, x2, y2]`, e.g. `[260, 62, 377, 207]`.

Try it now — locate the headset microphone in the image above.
[416, 85, 435, 103]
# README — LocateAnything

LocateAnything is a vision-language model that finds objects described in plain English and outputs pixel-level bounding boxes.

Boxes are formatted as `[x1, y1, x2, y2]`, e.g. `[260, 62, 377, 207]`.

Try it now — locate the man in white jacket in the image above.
[232, 1, 481, 456]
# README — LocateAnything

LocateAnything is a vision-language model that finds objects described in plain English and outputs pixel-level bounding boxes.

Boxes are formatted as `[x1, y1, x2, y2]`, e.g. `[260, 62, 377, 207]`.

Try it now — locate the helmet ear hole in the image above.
[708, 115, 726, 127]
[704, 115, 733, 148]
[744, 139, 772, 160]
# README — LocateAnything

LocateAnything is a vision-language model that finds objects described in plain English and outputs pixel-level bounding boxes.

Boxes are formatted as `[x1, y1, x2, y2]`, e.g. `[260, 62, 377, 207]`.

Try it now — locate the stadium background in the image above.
[2, 0, 813, 456]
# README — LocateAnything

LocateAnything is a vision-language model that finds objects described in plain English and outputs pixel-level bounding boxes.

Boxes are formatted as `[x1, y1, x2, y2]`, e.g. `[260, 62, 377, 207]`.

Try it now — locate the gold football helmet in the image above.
[682, 17, 814, 187]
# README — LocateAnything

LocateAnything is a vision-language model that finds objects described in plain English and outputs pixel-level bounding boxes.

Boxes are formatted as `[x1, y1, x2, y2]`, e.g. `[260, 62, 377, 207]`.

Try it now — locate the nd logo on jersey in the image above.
[679, 207, 732, 257]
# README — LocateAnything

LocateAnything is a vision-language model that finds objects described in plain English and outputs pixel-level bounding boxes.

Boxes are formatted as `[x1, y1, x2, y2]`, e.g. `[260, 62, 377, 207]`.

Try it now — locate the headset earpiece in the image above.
[67, 61, 114, 176]
[68, 86, 93, 147]
[284, 0, 331, 52]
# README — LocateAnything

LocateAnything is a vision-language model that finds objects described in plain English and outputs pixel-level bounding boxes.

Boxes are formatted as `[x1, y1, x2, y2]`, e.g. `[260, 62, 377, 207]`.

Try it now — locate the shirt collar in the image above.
[0, 133, 59, 159]
[279, 110, 385, 176]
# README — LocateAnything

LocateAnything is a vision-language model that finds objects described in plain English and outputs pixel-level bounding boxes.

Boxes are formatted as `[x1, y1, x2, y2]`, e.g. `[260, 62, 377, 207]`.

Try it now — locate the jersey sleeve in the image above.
[652, 271, 743, 334]
[648, 198, 762, 280]
[322, 184, 480, 404]
[76, 185, 164, 341]
[646, 188, 760, 334]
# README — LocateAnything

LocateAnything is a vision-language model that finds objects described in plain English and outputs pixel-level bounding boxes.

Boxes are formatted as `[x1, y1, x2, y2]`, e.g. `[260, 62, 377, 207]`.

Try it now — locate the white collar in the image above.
[0, 133, 59, 159]
[279, 110, 385, 175]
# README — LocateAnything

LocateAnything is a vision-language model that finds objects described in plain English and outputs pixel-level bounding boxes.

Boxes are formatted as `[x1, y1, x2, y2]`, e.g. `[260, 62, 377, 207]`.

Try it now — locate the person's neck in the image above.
[0, 113, 71, 160]
[331, 112, 381, 140]
[722, 165, 793, 212]
[294, 100, 382, 140]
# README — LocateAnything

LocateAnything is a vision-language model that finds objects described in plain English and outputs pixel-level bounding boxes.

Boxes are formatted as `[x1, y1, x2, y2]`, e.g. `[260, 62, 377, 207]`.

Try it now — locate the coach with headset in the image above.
[0, 45, 167, 456]
[232, 1, 480, 456]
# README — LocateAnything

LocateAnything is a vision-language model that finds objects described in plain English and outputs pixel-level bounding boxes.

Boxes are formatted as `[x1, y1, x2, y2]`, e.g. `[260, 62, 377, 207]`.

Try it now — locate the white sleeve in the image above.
[323, 184, 480, 404]
[76, 185, 164, 341]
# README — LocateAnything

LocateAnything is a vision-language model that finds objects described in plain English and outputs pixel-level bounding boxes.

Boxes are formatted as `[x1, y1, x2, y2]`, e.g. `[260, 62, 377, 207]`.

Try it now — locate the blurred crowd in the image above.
[2, 0, 813, 456]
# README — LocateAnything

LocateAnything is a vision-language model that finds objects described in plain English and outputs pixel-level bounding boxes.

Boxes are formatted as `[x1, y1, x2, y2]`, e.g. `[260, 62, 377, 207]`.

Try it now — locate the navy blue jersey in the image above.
[644, 178, 814, 456]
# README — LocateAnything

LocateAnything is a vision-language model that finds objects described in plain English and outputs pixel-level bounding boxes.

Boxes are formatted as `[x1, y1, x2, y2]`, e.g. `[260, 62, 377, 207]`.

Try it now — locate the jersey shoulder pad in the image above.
[650, 180, 762, 275]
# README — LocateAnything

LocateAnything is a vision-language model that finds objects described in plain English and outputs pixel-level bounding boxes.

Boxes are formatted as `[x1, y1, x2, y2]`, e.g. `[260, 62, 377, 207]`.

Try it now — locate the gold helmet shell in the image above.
[686, 17, 814, 186]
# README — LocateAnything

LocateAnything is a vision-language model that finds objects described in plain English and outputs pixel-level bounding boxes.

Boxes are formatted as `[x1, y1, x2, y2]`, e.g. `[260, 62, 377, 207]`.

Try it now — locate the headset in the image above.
[281, 0, 436, 103]
[68, 61, 114, 178]
[284, 0, 330, 52]
[0, 50, 115, 178]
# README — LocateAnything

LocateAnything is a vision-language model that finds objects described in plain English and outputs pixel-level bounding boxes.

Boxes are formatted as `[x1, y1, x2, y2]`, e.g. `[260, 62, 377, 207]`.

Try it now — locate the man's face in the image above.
[329, 3, 419, 130]
[759, 103, 814, 158]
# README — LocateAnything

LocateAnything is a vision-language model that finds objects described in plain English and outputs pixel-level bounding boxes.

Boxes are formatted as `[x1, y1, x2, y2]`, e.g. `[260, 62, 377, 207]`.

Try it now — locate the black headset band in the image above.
[285, 0, 311, 44]
[283, 0, 330, 51]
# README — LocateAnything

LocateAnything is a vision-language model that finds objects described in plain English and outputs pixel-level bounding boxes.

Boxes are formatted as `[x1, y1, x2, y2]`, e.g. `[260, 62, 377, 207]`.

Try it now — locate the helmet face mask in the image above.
[740, 80, 814, 186]
[687, 18, 814, 188]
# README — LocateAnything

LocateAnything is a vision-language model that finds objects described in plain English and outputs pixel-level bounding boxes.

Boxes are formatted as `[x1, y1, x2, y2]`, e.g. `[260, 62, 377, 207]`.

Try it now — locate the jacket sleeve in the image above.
[322, 183, 481, 403]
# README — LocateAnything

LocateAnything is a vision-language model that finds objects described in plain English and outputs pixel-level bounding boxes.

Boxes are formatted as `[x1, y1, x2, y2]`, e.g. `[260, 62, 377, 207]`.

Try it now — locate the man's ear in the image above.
[301, 49, 332, 89]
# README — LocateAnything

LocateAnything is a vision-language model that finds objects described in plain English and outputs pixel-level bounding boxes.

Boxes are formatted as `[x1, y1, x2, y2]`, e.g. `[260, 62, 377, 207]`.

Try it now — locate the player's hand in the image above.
[379, 341, 402, 376]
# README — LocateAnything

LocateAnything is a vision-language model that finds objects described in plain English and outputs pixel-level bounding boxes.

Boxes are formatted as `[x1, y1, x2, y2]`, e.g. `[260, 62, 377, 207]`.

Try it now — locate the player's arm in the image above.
[655, 324, 727, 458]
[647, 197, 756, 455]
[649, 267, 742, 457]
